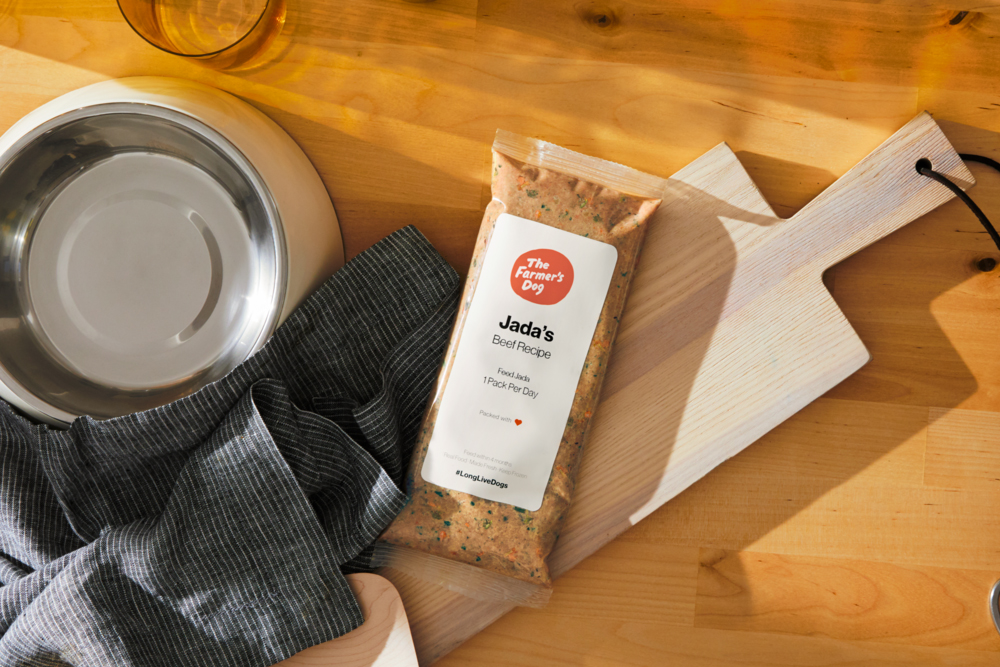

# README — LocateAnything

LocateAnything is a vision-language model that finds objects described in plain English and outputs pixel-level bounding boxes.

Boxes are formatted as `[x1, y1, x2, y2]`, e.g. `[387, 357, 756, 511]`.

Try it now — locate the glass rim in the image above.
[116, 0, 274, 59]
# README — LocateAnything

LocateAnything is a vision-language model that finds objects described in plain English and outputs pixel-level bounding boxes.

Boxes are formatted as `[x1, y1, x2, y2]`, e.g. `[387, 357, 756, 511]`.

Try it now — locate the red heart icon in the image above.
[515, 419, 522, 426]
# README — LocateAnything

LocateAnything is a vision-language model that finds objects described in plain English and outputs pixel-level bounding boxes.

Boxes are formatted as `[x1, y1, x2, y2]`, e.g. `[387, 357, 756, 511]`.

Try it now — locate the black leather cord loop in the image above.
[917, 154, 1000, 253]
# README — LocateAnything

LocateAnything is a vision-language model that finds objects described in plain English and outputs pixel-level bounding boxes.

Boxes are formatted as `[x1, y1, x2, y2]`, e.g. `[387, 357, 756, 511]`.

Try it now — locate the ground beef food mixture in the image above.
[380, 136, 663, 589]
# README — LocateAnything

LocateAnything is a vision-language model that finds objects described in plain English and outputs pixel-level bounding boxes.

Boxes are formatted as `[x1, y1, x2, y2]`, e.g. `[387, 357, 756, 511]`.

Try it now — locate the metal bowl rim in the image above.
[0, 101, 289, 424]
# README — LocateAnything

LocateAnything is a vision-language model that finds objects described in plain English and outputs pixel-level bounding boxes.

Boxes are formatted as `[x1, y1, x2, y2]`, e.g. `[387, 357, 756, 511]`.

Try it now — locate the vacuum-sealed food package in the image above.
[377, 130, 667, 605]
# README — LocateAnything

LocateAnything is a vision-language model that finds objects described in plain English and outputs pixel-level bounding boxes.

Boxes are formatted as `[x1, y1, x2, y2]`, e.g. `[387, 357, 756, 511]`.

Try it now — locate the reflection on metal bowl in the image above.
[0, 78, 344, 425]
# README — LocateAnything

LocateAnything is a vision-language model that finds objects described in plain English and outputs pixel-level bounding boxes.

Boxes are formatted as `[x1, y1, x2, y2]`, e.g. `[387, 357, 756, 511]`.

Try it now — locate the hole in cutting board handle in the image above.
[915, 158, 933, 174]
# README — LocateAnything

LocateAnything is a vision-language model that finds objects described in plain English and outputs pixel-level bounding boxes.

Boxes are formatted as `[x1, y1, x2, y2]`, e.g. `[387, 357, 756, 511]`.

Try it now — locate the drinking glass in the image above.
[118, 0, 286, 69]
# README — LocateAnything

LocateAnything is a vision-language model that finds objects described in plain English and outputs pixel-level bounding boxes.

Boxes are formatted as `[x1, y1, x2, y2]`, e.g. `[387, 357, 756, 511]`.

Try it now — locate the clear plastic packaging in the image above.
[378, 130, 666, 605]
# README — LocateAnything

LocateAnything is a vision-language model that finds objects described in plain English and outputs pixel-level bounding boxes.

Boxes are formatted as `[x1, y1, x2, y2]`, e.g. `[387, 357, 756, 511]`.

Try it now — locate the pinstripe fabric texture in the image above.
[0, 227, 459, 666]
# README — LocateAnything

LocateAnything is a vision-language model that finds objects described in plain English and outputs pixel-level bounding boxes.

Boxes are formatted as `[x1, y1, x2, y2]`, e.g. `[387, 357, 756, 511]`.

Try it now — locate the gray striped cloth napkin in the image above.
[0, 226, 459, 667]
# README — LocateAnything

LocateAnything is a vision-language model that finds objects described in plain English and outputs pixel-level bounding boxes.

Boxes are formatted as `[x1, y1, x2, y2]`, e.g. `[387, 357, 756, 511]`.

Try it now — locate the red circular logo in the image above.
[510, 249, 574, 305]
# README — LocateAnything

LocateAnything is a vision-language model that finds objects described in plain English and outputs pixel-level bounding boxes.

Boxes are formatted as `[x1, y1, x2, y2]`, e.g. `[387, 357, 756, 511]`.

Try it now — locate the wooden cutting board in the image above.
[275, 574, 418, 667]
[380, 112, 976, 665]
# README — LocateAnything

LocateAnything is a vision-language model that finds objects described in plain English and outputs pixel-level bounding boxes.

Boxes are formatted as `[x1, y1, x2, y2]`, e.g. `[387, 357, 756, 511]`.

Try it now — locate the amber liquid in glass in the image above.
[119, 0, 286, 69]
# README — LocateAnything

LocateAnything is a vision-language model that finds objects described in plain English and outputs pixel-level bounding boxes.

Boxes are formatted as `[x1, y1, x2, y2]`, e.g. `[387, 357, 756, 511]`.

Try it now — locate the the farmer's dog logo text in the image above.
[510, 249, 574, 305]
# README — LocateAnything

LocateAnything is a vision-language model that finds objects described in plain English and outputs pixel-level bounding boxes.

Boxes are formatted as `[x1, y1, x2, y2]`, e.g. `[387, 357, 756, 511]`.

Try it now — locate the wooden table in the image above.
[5, 1, 1000, 664]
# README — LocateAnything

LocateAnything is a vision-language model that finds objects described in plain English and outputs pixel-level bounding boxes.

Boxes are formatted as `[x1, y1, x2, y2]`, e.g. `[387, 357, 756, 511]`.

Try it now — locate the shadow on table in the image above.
[0, 0, 946, 145]
[0, 2, 993, 657]
[653, 134, 991, 643]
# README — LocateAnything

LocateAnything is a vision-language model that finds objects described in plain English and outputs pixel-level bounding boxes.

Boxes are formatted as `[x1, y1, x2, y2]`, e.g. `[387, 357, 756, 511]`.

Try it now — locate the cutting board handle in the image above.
[790, 112, 974, 273]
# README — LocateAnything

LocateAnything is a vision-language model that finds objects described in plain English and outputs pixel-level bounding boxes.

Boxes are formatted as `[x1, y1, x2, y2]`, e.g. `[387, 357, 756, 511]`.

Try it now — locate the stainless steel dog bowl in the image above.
[0, 78, 344, 425]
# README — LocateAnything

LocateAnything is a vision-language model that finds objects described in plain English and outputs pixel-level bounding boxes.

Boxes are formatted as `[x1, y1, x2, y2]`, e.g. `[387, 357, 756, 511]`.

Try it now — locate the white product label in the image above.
[421, 214, 618, 510]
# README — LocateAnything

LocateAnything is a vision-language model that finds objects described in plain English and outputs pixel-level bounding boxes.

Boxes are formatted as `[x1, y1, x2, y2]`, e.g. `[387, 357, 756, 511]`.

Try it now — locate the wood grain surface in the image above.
[3, 1, 1000, 665]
